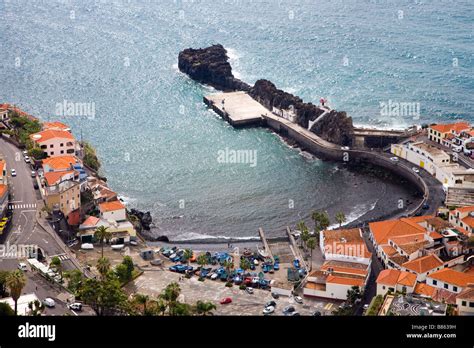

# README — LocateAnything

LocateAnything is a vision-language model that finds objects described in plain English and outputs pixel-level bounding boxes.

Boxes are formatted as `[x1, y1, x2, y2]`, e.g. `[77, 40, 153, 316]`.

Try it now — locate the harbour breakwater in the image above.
[178, 44, 430, 219]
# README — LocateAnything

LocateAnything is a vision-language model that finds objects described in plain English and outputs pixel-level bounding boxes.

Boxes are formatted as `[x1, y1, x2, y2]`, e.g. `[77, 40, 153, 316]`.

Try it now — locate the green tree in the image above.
[222, 259, 234, 282]
[28, 300, 45, 316]
[94, 226, 111, 258]
[240, 258, 251, 275]
[296, 221, 309, 248]
[0, 302, 15, 316]
[28, 147, 47, 160]
[63, 270, 84, 294]
[96, 257, 111, 279]
[159, 282, 181, 316]
[306, 237, 317, 271]
[0, 270, 10, 297]
[50, 256, 63, 281]
[197, 254, 208, 279]
[122, 256, 134, 279]
[182, 249, 193, 267]
[133, 293, 150, 315]
[115, 264, 129, 283]
[311, 211, 330, 242]
[78, 274, 127, 316]
[6, 270, 26, 315]
[335, 212, 346, 227]
[83, 141, 101, 171]
[195, 300, 216, 316]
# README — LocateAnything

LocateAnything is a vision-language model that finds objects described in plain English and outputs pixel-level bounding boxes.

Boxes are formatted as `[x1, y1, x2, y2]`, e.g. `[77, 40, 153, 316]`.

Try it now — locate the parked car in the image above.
[412, 167, 420, 173]
[31, 170, 36, 177]
[390, 157, 399, 162]
[150, 259, 163, 266]
[33, 182, 39, 190]
[289, 311, 300, 316]
[294, 296, 303, 304]
[263, 305, 275, 315]
[68, 302, 82, 311]
[422, 203, 430, 210]
[245, 287, 254, 294]
[10, 169, 16, 177]
[210, 273, 218, 280]
[312, 311, 322, 316]
[18, 262, 27, 271]
[220, 297, 232, 304]
[22, 150, 28, 156]
[43, 298, 56, 308]
[129, 240, 138, 246]
[341, 146, 350, 151]
[24, 156, 31, 163]
[266, 300, 277, 308]
[271, 292, 280, 299]
[283, 305, 295, 314]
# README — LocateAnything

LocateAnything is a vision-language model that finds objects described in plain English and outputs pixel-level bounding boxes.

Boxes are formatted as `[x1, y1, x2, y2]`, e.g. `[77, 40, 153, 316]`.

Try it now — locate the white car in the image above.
[390, 157, 399, 162]
[341, 146, 350, 151]
[245, 287, 254, 294]
[210, 273, 218, 280]
[24, 156, 31, 163]
[263, 305, 275, 315]
[10, 169, 16, 177]
[43, 298, 56, 308]
[31, 170, 36, 177]
[18, 263, 27, 271]
[294, 296, 303, 304]
[129, 240, 138, 246]
[412, 167, 420, 173]
[22, 150, 28, 156]
[68, 302, 82, 311]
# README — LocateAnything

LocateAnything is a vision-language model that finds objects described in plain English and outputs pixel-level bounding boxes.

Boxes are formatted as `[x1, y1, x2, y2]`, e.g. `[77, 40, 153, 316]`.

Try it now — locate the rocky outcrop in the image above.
[178, 45, 354, 145]
[250, 79, 354, 145]
[178, 44, 251, 92]
[128, 208, 153, 231]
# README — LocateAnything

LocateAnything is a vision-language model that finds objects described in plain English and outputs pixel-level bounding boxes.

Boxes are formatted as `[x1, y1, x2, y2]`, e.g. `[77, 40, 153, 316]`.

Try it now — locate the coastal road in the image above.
[0, 138, 75, 266]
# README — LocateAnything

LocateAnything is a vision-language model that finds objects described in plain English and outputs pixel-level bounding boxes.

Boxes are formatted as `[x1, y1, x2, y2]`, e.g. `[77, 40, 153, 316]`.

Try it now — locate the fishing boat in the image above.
[111, 244, 125, 250]
[257, 246, 269, 259]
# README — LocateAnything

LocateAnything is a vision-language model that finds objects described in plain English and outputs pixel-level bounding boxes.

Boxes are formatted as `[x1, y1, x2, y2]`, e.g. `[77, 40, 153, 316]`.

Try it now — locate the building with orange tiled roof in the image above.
[42, 121, 71, 132]
[30, 129, 76, 158]
[376, 269, 417, 296]
[413, 282, 438, 298]
[427, 268, 474, 294]
[42, 155, 80, 172]
[0, 184, 8, 217]
[428, 122, 470, 144]
[43, 170, 78, 187]
[401, 254, 444, 281]
[303, 259, 370, 300]
[99, 200, 126, 222]
[449, 206, 474, 235]
[320, 228, 371, 265]
[0, 159, 6, 185]
[456, 284, 474, 316]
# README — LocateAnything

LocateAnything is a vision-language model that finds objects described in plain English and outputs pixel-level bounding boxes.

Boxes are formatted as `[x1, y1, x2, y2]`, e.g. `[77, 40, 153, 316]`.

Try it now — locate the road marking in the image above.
[50, 253, 69, 261]
[8, 203, 37, 210]
[324, 303, 333, 310]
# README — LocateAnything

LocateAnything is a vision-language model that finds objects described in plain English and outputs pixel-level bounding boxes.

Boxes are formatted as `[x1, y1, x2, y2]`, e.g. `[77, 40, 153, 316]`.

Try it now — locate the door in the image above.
[419, 160, 424, 168]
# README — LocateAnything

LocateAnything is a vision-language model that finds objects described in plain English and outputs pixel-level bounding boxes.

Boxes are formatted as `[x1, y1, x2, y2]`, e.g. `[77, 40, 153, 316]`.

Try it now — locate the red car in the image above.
[220, 297, 232, 304]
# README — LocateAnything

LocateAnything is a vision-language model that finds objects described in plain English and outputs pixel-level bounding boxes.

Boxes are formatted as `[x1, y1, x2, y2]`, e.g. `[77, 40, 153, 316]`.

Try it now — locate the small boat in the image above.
[257, 246, 269, 259]
[253, 259, 259, 266]
[111, 244, 125, 250]
[81, 243, 94, 250]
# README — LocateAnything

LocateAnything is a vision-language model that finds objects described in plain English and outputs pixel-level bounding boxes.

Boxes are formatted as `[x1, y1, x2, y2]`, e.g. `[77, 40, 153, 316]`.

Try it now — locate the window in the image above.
[50, 151, 54, 155]
[60, 150, 64, 154]
[444, 283, 449, 289]
[462, 301, 467, 306]
[453, 286, 458, 292]
[60, 143, 64, 147]
[432, 280, 437, 285]
[50, 144, 53, 148]
[470, 302, 474, 308]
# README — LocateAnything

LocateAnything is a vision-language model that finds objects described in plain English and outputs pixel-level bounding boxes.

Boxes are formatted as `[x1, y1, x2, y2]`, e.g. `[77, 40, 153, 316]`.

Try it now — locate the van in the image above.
[43, 298, 56, 308]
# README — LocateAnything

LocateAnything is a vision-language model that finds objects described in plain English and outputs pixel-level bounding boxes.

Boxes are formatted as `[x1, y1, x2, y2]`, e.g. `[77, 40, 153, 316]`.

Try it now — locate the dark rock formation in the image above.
[128, 208, 153, 231]
[178, 45, 354, 145]
[178, 44, 251, 92]
[250, 79, 354, 146]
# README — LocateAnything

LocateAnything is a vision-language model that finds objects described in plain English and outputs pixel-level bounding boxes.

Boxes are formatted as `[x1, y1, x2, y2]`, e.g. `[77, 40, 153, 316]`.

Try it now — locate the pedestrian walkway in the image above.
[50, 253, 69, 262]
[8, 202, 37, 210]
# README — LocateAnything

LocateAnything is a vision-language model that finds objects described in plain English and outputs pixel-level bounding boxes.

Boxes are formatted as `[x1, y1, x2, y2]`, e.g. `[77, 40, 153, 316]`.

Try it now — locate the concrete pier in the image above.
[204, 91, 266, 127]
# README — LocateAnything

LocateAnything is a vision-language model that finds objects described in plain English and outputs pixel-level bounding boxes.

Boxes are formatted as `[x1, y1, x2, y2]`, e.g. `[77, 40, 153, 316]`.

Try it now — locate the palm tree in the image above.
[96, 257, 111, 279]
[306, 237, 317, 271]
[195, 300, 217, 316]
[6, 270, 26, 315]
[133, 293, 150, 315]
[183, 249, 193, 267]
[240, 258, 251, 275]
[335, 212, 346, 227]
[94, 226, 111, 258]
[197, 254, 208, 279]
[311, 211, 330, 242]
[160, 282, 181, 316]
[222, 259, 234, 282]
[296, 221, 309, 248]
[50, 256, 63, 281]
[150, 298, 167, 316]
[301, 228, 311, 251]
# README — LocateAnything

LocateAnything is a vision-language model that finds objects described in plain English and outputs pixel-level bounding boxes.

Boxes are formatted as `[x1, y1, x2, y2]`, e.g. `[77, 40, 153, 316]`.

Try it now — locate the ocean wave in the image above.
[169, 231, 260, 243]
[327, 200, 378, 230]
[226, 47, 243, 80]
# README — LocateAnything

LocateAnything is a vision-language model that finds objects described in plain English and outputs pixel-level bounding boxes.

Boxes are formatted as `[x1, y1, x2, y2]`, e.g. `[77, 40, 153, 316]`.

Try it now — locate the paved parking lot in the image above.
[125, 268, 338, 316]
